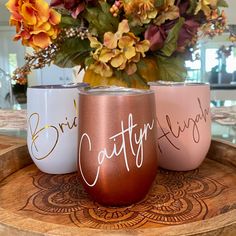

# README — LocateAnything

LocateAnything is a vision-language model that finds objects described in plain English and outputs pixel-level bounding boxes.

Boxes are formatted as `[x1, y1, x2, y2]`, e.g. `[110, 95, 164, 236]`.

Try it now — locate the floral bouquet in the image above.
[6, 0, 229, 88]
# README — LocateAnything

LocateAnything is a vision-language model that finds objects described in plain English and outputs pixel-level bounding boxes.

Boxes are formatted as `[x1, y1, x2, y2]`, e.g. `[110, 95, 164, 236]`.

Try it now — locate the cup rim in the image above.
[28, 83, 89, 89]
[148, 81, 209, 87]
[79, 86, 154, 96]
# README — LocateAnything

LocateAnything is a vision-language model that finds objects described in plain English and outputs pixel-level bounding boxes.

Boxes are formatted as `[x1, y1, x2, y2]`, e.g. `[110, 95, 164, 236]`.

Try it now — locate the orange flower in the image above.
[121, 0, 157, 25]
[195, 0, 218, 16]
[16, 77, 27, 85]
[154, 0, 179, 26]
[6, 0, 61, 50]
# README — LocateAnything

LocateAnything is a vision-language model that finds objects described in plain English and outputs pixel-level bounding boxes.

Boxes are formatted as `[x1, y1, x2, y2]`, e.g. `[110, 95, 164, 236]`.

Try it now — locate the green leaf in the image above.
[217, 0, 228, 7]
[160, 17, 185, 57]
[113, 70, 131, 87]
[187, 0, 197, 14]
[154, 0, 165, 8]
[156, 55, 187, 82]
[84, 1, 119, 38]
[85, 57, 94, 67]
[59, 15, 81, 28]
[130, 25, 147, 36]
[54, 38, 92, 68]
[136, 59, 146, 70]
[130, 73, 149, 87]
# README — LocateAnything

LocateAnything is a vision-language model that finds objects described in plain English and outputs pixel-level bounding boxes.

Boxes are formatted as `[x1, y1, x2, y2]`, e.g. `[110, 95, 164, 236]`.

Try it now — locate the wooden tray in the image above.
[0, 135, 236, 236]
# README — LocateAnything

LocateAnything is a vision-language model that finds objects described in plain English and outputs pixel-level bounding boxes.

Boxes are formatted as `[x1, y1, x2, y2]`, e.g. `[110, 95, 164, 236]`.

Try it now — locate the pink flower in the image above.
[177, 0, 190, 16]
[177, 19, 200, 49]
[144, 25, 166, 51]
[50, 0, 94, 18]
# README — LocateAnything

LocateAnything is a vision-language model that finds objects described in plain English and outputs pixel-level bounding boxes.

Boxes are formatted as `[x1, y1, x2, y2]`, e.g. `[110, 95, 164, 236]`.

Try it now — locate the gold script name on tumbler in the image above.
[78, 113, 155, 187]
[29, 110, 77, 160]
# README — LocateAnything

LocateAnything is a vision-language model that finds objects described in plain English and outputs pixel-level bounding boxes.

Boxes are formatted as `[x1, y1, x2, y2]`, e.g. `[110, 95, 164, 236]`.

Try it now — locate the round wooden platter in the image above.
[0, 135, 236, 236]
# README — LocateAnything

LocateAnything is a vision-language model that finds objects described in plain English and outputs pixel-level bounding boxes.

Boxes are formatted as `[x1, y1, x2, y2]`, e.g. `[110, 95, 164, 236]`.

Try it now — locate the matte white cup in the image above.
[27, 84, 87, 174]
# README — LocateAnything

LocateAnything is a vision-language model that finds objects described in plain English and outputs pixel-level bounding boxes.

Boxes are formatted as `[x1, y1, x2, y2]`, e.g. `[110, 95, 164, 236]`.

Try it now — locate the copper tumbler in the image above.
[78, 87, 158, 206]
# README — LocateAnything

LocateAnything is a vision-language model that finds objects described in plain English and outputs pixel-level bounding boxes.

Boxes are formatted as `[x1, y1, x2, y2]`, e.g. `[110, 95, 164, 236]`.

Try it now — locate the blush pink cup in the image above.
[149, 82, 211, 171]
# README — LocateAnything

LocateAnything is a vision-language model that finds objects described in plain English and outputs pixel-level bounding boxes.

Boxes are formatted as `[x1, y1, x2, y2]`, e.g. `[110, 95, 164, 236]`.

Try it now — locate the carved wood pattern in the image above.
[1, 135, 236, 235]
[0, 161, 232, 230]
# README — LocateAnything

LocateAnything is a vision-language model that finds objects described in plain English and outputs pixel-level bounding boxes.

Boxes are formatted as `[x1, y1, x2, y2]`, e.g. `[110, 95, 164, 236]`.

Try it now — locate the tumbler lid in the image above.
[79, 86, 154, 96]
[148, 81, 209, 86]
[29, 83, 89, 89]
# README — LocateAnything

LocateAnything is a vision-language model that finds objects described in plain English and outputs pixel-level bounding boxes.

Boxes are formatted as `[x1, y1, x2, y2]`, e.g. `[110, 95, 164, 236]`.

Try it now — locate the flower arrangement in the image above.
[6, 0, 230, 88]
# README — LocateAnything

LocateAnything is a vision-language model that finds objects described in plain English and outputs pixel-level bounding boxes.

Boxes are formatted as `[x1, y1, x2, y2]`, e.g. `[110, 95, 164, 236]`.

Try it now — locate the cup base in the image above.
[35, 165, 77, 175]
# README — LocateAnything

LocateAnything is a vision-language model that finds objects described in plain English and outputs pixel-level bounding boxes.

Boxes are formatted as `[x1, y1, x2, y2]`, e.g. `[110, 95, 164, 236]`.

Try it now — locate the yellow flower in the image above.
[135, 40, 150, 57]
[6, 0, 61, 50]
[195, 0, 218, 16]
[118, 35, 136, 59]
[154, 0, 179, 26]
[90, 61, 113, 77]
[99, 48, 118, 63]
[88, 20, 150, 77]
[104, 19, 130, 49]
[137, 0, 158, 24]
[121, 0, 157, 25]
[229, 35, 236, 43]
[110, 52, 126, 68]
[88, 35, 103, 59]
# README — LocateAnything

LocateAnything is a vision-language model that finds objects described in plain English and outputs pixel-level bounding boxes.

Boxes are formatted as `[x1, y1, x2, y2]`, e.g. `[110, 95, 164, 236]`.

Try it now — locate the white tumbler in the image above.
[27, 83, 88, 174]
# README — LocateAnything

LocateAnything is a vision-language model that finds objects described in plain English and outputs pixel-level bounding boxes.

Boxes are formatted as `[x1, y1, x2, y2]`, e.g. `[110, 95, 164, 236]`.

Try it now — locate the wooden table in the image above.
[0, 135, 236, 235]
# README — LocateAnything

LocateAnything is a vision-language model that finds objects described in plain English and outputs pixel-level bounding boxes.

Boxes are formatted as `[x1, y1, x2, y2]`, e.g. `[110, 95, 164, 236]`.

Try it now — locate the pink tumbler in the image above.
[149, 82, 211, 171]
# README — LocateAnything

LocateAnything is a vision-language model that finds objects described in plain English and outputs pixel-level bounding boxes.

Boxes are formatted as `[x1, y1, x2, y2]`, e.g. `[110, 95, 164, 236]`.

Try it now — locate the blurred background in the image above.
[0, 0, 236, 110]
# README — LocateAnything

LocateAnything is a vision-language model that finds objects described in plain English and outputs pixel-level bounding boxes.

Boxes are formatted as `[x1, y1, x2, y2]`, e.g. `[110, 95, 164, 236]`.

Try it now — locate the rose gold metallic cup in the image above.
[78, 87, 158, 206]
[149, 82, 211, 171]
